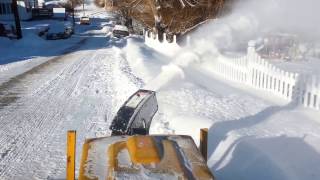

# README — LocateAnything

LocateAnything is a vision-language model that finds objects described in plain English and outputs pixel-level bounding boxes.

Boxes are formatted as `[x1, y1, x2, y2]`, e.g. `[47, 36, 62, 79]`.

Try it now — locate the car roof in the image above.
[113, 25, 128, 32]
[48, 23, 66, 33]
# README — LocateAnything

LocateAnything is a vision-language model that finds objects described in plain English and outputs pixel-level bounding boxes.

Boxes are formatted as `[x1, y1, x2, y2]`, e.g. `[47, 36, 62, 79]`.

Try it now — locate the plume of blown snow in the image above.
[187, 0, 320, 56]
[144, 64, 185, 91]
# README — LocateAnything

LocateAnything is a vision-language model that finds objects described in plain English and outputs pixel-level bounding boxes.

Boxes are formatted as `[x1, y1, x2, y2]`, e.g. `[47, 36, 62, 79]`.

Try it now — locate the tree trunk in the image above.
[11, 0, 22, 39]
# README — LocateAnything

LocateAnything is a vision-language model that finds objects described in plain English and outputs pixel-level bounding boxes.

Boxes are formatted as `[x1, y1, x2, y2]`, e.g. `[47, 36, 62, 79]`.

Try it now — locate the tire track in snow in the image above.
[118, 53, 145, 88]
[0, 38, 87, 110]
[0, 49, 99, 179]
[0, 44, 148, 179]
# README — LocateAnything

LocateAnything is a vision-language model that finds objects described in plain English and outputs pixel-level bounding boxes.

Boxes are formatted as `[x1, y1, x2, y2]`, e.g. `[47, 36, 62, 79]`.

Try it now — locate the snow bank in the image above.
[0, 37, 13, 48]
[13, 32, 48, 48]
[212, 136, 320, 180]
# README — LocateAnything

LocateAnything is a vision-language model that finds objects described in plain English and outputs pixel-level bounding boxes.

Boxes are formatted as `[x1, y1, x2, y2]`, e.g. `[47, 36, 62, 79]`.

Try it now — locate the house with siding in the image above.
[0, 0, 32, 21]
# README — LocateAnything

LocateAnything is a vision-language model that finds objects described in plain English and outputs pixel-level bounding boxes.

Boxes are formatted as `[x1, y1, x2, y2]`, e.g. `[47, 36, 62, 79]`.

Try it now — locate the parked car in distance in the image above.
[35, 24, 50, 36]
[80, 16, 90, 25]
[112, 25, 129, 38]
[64, 22, 74, 34]
[0, 23, 15, 38]
[46, 22, 74, 40]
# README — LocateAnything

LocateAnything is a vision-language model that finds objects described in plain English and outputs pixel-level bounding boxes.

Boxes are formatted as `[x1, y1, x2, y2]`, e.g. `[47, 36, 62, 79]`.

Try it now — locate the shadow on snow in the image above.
[207, 100, 320, 180]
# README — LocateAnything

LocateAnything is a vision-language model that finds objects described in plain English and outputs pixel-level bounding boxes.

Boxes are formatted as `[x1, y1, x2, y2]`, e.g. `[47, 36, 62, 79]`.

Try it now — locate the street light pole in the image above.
[12, 0, 22, 39]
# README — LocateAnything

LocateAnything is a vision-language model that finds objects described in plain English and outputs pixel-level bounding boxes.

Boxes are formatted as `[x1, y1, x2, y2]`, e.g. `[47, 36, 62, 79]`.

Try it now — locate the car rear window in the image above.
[113, 30, 129, 36]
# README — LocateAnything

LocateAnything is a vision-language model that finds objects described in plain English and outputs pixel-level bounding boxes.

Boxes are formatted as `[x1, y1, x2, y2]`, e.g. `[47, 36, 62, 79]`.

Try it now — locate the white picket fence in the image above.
[212, 41, 320, 110]
[143, 33, 320, 110]
[144, 31, 181, 56]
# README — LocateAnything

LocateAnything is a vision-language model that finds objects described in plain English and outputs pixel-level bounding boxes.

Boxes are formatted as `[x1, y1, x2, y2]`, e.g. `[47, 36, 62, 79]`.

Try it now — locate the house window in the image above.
[25, 1, 32, 12]
[0, 3, 12, 15]
[0, 3, 4, 14]
[3, 3, 7, 14]
[6, 3, 12, 14]
[0, 4, 3, 14]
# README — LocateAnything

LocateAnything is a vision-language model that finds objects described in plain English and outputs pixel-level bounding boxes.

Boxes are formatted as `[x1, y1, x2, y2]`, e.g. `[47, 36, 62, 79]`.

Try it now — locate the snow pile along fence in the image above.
[144, 34, 320, 110]
[296, 74, 320, 110]
[144, 31, 181, 56]
[212, 41, 320, 110]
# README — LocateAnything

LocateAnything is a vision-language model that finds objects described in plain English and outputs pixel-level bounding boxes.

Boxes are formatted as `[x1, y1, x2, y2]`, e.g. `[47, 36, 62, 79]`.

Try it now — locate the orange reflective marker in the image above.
[67, 130, 76, 180]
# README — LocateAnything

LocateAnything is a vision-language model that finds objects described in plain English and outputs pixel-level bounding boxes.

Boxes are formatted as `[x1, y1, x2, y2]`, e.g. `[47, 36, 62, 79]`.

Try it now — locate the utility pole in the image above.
[11, 0, 22, 39]
[72, 0, 75, 25]
[82, 0, 85, 16]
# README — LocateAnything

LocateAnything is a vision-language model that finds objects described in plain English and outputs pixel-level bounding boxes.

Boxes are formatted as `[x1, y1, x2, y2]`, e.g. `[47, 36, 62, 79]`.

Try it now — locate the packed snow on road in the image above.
[1, 0, 320, 180]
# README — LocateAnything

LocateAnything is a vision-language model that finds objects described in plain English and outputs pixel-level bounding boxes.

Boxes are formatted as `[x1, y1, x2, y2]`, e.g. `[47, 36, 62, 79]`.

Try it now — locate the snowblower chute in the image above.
[110, 89, 158, 136]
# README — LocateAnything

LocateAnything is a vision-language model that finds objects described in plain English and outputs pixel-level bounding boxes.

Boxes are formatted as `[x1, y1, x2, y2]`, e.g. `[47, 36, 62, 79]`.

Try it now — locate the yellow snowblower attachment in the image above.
[66, 90, 213, 180]
[78, 135, 214, 180]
